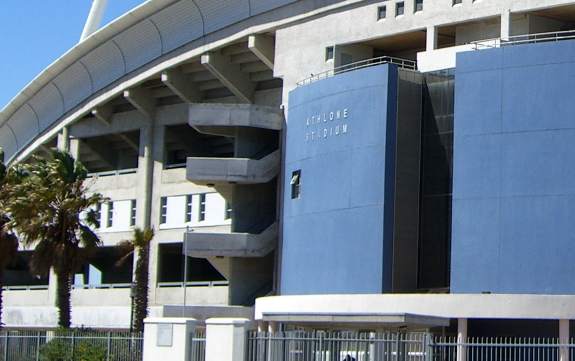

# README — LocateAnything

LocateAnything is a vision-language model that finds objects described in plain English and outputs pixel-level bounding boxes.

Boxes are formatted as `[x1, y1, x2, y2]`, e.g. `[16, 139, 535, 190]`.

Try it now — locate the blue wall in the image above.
[280, 65, 398, 295]
[452, 40, 575, 294]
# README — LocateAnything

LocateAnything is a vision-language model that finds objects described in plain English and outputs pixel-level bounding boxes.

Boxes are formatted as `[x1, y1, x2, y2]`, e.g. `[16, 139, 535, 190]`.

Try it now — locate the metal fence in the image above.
[247, 332, 575, 361]
[247, 331, 428, 361]
[189, 329, 206, 361]
[0, 329, 143, 361]
[431, 337, 574, 361]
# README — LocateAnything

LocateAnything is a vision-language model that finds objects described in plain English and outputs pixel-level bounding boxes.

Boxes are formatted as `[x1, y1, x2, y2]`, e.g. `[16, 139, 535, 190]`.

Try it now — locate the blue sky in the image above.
[0, 0, 144, 110]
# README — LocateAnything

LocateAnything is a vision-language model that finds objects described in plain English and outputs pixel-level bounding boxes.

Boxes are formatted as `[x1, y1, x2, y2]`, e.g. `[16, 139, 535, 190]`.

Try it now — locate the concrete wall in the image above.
[281, 64, 398, 295]
[452, 39, 575, 294]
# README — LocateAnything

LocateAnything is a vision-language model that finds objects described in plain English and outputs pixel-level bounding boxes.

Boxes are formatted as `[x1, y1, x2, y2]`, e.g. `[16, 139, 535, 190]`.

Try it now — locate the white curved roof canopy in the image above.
[0, 0, 297, 162]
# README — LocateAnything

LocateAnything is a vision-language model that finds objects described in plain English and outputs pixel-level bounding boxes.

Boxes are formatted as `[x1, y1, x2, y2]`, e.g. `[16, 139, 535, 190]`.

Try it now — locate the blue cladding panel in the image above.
[281, 65, 397, 295]
[452, 39, 575, 294]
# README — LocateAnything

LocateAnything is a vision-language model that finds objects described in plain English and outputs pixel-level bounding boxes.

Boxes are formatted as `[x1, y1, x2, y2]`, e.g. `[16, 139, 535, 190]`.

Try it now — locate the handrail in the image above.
[72, 283, 132, 290]
[470, 30, 575, 50]
[3, 285, 49, 291]
[87, 168, 138, 178]
[296, 56, 417, 87]
[157, 281, 229, 288]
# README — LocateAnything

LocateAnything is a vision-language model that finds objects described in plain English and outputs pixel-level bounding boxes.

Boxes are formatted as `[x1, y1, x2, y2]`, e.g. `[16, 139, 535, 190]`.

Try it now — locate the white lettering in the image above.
[343, 108, 349, 118]
[342, 123, 348, 134]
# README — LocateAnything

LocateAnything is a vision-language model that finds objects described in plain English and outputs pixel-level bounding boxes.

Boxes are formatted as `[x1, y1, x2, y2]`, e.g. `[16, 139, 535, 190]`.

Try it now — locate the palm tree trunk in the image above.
[133, 244, 149, 333]
[0, 269, 4, 330]
[56, 270, 72, 328]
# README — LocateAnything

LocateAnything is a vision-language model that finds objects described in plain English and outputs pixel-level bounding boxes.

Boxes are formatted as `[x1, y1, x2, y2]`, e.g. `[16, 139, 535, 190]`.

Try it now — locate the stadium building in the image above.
[3, 0, 575, 341]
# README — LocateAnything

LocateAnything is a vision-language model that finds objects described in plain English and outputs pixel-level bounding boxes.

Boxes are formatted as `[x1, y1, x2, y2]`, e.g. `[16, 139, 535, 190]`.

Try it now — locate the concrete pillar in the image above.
[51, 126, 72, 306]
[267, 321, 278, 333]
[426, 25, 438, 51]
[559, 319, 569, 361]
[205, 318, 252, 361]
[457, 318, 468, 361]
[57, 127, 70, 152]
[69, 138, 80, 160]
[501, 9, 511, 41]
[137, 124, 154, 229]
[143, 318, 197, 361]
[48, 269, 58, 305]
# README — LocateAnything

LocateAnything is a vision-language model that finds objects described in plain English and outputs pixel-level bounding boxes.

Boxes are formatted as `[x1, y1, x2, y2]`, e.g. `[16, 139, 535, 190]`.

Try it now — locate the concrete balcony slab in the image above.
[184, 222, 278, 257]
[189, 103, 283, 136]
[186, 149, 280, 184]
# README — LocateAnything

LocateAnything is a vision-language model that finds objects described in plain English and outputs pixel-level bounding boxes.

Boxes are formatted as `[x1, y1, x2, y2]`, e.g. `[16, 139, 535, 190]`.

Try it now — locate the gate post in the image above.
[559, 319, 569, 361]
[143, 317, 197, 361]
[205, 318, 252, 361]
[456, 319, 467, 361]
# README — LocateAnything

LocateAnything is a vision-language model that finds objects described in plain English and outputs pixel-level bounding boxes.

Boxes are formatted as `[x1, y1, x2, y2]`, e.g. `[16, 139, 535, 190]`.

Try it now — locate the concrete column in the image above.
[51, 126, 72, 306]
[559, 319, 570, 361]
[205, 318, 252, 361]
[137, 124, 154, 229]
[268, 321, 278, 333]
[143, 318, 197, 361]
[457, 318, 468, 361]
[501, 9, 511, 41]
[57, 127, 70, 152]
[48, 269, 58, 306]
[426, 25, 438, 51]
[69, 138, 80, 160]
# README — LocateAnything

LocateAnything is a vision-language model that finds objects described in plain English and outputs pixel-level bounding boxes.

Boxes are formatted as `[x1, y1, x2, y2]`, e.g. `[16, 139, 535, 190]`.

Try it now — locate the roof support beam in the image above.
[91, 104, 114, 125]
[80, 139, 115, 169]
[161, 68, 202, 103]
[201, 52, 255, 104]
[123, 87, 155, 119]
[248, 35, 275, 70]
[115, 133, 139, 152]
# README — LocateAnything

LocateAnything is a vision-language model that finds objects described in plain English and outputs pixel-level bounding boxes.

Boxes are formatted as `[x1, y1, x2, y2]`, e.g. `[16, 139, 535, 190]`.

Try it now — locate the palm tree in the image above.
[0, 154, 19, 329]
[117, 228, 154, 333]
[4, 150, 104, 328]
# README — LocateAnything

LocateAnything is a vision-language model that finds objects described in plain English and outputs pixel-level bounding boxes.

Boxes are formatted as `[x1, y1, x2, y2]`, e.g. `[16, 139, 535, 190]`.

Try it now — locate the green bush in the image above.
[39, 339, 106, 361]
[74, 341, 106, 361]
[39, 339, 72, 361]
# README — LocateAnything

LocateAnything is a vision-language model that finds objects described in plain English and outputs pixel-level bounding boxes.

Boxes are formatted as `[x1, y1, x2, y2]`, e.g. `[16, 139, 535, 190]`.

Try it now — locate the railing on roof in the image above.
[471, 29, 575, 50]
[296, 56, 417, 87]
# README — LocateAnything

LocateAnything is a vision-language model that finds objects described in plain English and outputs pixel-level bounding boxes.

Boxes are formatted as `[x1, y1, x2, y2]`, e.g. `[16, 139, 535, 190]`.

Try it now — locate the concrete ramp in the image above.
[184, 222, 278, 257]
[186, 149, 280, 184]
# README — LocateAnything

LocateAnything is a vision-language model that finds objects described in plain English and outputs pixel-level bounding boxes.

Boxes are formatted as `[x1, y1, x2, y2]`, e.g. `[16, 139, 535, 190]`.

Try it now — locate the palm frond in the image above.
[78, 224, 101, 249]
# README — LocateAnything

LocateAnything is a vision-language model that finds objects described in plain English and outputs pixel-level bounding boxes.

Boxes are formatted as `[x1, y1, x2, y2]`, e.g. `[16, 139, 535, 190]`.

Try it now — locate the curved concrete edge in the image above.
[186, 149, 280, 184]
[184, 222, 278, 257]
[0, 0, 176, 122]
[189, 103, 283, 131]
[4, 0, 367, 164]
[254, 294, 575, 321]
